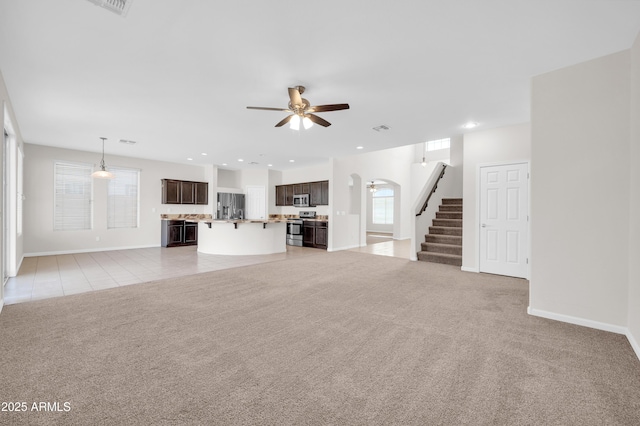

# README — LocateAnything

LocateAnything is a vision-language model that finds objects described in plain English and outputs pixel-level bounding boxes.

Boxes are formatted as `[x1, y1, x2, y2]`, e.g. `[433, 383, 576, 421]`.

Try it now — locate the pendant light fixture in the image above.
[91, 137, 114, 179]
[369, 181, 377, 193]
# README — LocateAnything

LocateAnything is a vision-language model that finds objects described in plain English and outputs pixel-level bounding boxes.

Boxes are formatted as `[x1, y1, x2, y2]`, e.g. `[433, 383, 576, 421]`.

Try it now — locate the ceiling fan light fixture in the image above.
[91, 137, 114, 179]
[302, 116, 313, 129]
[290, 115, 300, 130]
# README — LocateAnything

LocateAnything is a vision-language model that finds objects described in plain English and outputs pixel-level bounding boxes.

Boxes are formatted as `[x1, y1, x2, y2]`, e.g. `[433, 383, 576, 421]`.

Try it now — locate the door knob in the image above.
[481, 223, 487, 228]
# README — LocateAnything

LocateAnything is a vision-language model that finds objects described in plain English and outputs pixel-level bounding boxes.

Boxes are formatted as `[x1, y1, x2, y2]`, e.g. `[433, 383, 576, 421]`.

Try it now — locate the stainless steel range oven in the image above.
[287, 211, 316, 246]
[286, 219, 303, 246]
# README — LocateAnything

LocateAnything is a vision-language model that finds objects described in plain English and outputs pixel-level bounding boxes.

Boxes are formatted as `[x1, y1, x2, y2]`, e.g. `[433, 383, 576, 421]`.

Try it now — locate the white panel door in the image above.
[479, 163, 528, 278]
[245, 185, 266, 220]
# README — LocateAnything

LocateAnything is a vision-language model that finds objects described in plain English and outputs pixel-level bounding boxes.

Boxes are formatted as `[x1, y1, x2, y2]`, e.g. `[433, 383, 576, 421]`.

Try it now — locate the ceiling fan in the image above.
[246, 86, 349, 129]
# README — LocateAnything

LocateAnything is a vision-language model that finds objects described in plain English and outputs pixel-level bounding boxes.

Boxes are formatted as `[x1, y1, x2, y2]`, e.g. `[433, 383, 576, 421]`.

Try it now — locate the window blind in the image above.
[108, 167, 139, 229]
[54, 162, 93, 231]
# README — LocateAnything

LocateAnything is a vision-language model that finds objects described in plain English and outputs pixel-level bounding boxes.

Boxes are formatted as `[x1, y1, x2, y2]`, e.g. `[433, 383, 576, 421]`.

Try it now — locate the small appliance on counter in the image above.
[286, 211, 316, 246]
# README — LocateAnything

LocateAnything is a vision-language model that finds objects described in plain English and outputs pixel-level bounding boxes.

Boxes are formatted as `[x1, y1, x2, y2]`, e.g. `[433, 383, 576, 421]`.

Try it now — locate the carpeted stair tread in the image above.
[425, 234, 462, 244]
[432, 218, 463, 227]
[417, 251, 462, 266]
[436, 211, 462, 219]
[421, 242, 462, 256]
[429, 226, 463, 236]
[442, 198, 463, 204]
[439, 204, 463, 212]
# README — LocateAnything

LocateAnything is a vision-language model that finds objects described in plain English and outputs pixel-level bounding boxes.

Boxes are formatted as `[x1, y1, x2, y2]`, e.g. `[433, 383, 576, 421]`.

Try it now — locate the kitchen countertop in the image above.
[206, 218, 289, 224]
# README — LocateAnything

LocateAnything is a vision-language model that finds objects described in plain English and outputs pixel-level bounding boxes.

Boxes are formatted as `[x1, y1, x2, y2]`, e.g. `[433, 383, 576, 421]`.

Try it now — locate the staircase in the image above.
[417, 198, 463, 266]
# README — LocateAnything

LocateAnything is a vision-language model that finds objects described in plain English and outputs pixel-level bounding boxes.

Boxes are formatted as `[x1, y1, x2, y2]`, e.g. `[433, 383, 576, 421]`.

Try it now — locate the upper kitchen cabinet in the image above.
[292, 183, 310, 195]
[181, 181, 196, 204]
[162, 179, 181, 204]
[310, 181, 329, 206]
[275, 180, 329, 206]
[195, 182, 208, 205]
[162, 179, 208, 205]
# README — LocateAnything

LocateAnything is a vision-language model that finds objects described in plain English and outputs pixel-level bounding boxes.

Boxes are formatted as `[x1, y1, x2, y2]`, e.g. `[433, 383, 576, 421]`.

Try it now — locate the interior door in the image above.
[479, 162, 529, 278]
[246, 186, 266, 220]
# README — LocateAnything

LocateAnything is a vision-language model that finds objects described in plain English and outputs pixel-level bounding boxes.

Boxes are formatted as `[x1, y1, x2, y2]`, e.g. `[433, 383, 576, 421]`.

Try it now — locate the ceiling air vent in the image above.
[373, 125, 390, 132]
[86, 0, 133, 17]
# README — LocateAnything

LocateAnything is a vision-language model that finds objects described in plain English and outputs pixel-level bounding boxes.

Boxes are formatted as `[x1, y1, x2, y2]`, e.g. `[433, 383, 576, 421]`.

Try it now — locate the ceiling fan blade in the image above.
[307, 103, 350, 113]
[275, 114, 295, 127]
[288, 87, 303, 107]
[306, 114, 331, 127]
[247, 106, 291, 112]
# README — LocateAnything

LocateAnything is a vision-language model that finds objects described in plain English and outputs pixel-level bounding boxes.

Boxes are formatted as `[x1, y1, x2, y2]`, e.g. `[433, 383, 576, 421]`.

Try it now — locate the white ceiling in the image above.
[1, 0, 640, 171]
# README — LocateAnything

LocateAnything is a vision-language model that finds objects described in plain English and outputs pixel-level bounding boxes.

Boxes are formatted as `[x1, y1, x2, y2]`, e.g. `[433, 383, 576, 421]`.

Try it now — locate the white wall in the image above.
[23, 144, 211, 255]
[530, 50, 631, 330]
[628, 32, 640, 353]
[331, 145, 415, 251]
[461, 123, 531, 272]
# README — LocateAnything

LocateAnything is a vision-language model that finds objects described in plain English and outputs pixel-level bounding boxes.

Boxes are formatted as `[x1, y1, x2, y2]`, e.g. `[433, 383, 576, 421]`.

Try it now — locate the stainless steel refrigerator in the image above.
[217, 192, 245, 219]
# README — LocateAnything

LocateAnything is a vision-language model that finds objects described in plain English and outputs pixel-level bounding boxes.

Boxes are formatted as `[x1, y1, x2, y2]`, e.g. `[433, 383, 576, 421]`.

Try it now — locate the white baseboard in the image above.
[25, 244, 160, 257]
[461, 266, 479, 273]
[626, 330, 640, 362]
[527, 307, 627, 335]
[328, 244, 362, 252]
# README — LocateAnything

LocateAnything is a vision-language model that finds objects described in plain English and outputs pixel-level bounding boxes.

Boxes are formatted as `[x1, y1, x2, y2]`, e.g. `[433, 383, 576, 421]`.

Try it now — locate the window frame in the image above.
[53, 161, 94, 231]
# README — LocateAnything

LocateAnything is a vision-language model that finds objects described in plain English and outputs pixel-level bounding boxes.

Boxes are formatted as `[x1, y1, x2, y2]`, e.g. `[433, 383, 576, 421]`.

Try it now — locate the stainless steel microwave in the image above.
[293, 193, 310, 207]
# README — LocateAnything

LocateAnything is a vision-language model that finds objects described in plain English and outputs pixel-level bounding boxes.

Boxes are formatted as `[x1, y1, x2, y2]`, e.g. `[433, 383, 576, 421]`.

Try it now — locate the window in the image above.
[54, 162, 93, 231]
[426, 138, 450, 152]
[372, 187, 394, 225]
[108, 167, 139, 229]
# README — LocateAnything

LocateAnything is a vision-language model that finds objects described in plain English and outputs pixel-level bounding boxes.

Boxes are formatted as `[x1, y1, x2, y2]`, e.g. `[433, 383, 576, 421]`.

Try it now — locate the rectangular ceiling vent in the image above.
[86, 0, 133, 17]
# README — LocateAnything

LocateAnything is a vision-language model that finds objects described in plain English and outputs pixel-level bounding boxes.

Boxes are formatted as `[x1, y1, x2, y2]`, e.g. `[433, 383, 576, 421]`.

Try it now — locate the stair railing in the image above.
[416, 163, 447, 216]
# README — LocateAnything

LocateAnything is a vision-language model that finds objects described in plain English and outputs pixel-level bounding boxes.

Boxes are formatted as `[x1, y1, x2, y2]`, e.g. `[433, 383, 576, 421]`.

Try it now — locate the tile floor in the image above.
[3, 238, 411, 306]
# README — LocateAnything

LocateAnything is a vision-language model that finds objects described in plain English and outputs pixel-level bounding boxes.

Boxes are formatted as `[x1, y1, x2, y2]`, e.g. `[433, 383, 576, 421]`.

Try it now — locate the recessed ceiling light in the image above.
[187, 157, 193, 161]
[289, 160, 295, 163]
[267, 164, 273, 167]
[222, 163, 228, 166]
[238, 158, 244, 162]
[356, 146, 363, 150]
[201, 152, 208, 156]
[461, 121, 479, 129]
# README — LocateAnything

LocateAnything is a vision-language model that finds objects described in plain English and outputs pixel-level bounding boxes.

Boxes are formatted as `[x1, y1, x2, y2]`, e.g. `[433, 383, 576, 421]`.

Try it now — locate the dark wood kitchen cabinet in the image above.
[181, 181, 196, 204]
[195, 182, 208, 205]
[275, 180, 329, 206]
[302, 220, 328, 249]
[162, 179, 208, 205]
[310, 181, 329, 206]
[162, 179, 182, 204]
[161, 220, 198, 247]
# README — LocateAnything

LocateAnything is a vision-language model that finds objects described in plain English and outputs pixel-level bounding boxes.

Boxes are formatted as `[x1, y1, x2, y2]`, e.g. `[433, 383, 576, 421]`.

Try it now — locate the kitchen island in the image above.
[197, 219, 288, 255]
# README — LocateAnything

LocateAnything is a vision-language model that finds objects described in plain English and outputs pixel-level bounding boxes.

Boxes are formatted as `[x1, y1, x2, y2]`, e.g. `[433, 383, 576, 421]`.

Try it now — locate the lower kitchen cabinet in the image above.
[161, 220, 198, 247]
[302, 220, 328, 249]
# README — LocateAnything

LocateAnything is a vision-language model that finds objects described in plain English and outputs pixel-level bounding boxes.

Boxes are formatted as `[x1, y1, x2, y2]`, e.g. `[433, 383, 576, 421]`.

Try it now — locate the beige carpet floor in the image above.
[1, 251, 639, 425]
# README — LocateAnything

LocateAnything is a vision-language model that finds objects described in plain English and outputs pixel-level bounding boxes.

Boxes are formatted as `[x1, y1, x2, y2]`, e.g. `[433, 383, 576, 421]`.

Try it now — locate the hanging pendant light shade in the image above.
[369, 181, 377, 193]
[91, 137, 114, 179]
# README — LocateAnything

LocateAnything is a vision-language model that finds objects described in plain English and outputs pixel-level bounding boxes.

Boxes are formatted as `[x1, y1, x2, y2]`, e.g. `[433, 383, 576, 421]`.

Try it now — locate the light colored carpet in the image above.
[1, 250, 639, 425]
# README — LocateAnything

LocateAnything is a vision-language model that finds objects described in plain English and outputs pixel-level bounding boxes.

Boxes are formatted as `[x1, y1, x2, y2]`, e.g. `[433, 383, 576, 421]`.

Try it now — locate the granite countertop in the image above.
[207, 218, 288, 224]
